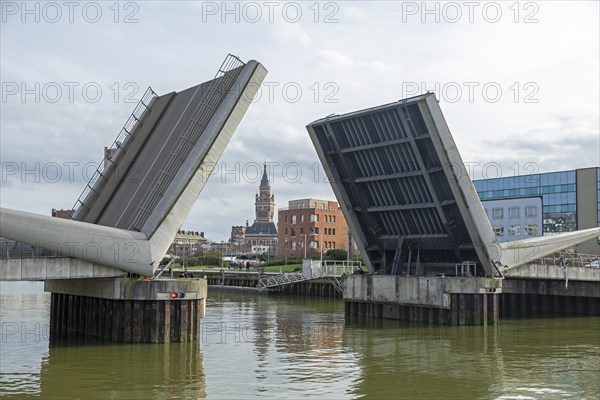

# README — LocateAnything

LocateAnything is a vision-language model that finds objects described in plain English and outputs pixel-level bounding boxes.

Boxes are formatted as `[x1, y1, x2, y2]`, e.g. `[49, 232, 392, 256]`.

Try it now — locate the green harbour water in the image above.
[1, 282, 598, 399]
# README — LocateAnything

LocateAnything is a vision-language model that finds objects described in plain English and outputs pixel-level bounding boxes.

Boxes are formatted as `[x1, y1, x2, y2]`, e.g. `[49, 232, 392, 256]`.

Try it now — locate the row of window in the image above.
[489, 206, 537, 220]
[289, 241, 336, 250]
[542, 204, 576, 213]
[284, 227, 337, 236]
[284, 214, 337, 224]
[323, 215, 336, 223]
[493, 224, 538, 237]
[473, 171, 576, 191]
[246, 240, 275, 246]
[597, 172, 600, 225]
[478, 185, 576, 200]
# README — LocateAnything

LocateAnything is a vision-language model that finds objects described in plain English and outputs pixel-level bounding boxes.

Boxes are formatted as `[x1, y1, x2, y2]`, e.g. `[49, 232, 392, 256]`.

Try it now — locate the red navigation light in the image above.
[171, 292, 178, 299]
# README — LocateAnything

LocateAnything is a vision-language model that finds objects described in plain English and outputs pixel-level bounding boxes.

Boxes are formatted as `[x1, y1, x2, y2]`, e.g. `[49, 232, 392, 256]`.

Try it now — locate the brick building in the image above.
[230, 225, 246, 244]
[168, 230, 207, 258]
[277, 199, 350, 259]
[51, 209, 74, 219]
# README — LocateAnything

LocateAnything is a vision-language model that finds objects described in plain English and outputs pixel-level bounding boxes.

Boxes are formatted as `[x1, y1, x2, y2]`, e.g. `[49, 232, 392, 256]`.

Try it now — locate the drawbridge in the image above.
[1, 55, 267, 279]
[307, 93, 599, 277]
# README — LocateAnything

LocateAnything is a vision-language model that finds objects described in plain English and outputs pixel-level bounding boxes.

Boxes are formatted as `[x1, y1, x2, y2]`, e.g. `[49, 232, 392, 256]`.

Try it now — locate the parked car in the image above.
[228, 261, 240, 269]
[584, 260, 599, 269]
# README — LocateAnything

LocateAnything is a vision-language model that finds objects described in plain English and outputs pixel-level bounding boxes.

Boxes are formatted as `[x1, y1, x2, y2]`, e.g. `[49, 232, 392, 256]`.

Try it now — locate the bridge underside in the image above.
[307, 94, 600, 277]
[307, 93, 498, 277]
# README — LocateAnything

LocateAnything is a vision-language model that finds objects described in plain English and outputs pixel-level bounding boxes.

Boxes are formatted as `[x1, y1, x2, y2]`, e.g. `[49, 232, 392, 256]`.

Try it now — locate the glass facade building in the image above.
[473, 168, 600, 236]
[597, 168, 600, 228]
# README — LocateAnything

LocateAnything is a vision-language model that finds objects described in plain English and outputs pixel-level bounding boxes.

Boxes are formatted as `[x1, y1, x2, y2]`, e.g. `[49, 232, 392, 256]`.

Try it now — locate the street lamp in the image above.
[284, 236, 288, 274]
[221, 240, 224, 269]
[320, 232, 323, 264]
[304, 233, 307, 259]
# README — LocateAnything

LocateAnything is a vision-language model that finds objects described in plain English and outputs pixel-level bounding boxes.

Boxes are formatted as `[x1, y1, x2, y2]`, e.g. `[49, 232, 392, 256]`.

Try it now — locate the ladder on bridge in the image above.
[257, 272, 307, 291]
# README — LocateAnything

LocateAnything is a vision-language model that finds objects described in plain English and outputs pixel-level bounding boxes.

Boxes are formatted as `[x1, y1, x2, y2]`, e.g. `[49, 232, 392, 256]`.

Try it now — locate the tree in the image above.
[325, 249, 347, 261]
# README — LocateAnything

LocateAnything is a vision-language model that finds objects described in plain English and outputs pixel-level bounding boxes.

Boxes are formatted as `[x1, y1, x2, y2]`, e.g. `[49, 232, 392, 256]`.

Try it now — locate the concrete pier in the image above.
[501, 278, 600, 318]
[344, 275, 502, 326]
[45, 277, 207, 343]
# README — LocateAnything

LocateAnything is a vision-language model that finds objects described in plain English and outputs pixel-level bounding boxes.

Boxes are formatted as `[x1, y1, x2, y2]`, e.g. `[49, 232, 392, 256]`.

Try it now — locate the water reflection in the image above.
[40, 341, 205, 399]
[202, 293, 360, 399]
[0, 283, 50, 397]
[343, 316, 600, 399]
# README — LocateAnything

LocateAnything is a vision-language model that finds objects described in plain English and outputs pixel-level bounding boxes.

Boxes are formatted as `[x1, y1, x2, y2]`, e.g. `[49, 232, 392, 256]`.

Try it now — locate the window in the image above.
[333, 216, 336, 223]
[508, 225, 521, 237]
[291, 241, 296, 250]
[332, 228, 336, 235]
[291, 228, 296, 236]
[525, 224, 538, 236]
[493, 226, 504, 237]
[509, 207, 519, 219]
[300, 227, 304, 235]
[300, 215, 304, 222]
[291, 215, 297, 224]
[310, 241, 318, 249]
[310, 214, 318, 222]
[285, 215, 288, 223]
[493, 208, 504, 220]
[525, 206, 537, 218]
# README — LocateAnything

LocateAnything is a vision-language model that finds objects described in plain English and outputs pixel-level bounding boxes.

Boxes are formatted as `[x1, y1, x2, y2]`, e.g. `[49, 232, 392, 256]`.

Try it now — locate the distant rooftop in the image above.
[283, 199, 340, 211]
[245, 221, 277, 235]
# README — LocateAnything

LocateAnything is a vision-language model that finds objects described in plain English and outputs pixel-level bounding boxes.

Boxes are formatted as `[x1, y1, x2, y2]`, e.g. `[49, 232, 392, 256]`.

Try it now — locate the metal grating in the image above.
[125, 55, 245, 231]
[307, 94, 486, 276]
[71, 87, 158, 221]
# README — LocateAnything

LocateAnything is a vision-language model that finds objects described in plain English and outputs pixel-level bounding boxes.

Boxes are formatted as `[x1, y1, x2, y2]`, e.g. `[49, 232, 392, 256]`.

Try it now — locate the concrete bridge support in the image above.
[44, 277, 207, 343]
[344, 275, 502, 326]
[501, 278, 600, 318]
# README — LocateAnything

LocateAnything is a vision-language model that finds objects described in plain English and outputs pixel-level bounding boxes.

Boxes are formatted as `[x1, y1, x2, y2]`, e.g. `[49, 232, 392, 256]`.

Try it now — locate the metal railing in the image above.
[321, 260, 363, 277]
[71, 87, 158, 221]
[152, 257, 176, 280]
[303, 259, 363, 279]
[536, 253, 600, 268]
[258, 271, 306, 290]
[125, 54, 245, 232]
[454, 261, 477, 277]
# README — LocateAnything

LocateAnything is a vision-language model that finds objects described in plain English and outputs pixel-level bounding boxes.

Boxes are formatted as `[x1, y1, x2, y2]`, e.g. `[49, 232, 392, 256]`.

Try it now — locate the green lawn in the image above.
[260, 264, 302, 273]
[178, 263, 302, 273]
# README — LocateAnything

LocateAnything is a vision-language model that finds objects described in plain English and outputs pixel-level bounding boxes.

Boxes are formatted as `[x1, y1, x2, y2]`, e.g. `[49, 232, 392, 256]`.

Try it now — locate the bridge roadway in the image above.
[2, 257, 597, 284]
[76, 76, 238, 232]
[0, 55, 267, 277]
[0, 257, 124, 281]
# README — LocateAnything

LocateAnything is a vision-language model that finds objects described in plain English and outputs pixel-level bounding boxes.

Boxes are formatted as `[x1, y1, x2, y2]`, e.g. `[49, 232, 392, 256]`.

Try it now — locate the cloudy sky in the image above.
[1, 1, 598, 241]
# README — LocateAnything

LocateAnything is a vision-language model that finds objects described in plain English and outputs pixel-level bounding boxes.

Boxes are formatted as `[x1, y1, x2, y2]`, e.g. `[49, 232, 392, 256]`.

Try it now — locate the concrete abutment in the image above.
[343, 275, 503, 326]
[45, 277, 207, 343]
[343, 275, 599, 325]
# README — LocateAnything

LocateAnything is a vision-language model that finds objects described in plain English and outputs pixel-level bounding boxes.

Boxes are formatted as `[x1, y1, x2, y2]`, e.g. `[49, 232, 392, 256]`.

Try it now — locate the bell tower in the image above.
[255, 163, 275, 223]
